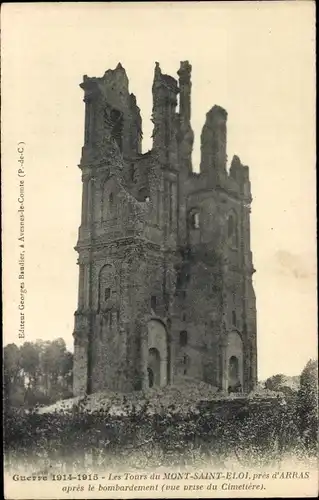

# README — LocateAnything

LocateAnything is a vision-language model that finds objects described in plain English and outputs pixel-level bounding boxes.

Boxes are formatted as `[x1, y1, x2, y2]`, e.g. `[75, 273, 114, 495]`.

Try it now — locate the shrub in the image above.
[4, 395, 316, 473]
[297, 359, 318, 449]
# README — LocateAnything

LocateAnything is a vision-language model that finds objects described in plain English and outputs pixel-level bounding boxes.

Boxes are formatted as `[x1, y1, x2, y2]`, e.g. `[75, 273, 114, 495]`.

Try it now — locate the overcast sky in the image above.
[2, 2, 316, 380]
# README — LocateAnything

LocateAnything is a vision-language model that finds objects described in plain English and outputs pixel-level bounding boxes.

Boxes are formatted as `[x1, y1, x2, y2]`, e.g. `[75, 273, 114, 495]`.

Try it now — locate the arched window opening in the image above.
[232, 310, 237, 327]
[228, 355, 241, 393]
[109, 193, 114, 205]
[183, 354, 189, 375]
[180, 330, 188, 347]
[189, 210, 200, 229]
[137, 187, 150, 203]
[148, 367, 154, 388]
[229, 356, 239, 378]
[148, 347, 161, 387]
[104, 288, 111, 301]
[147, 319, 168, 388]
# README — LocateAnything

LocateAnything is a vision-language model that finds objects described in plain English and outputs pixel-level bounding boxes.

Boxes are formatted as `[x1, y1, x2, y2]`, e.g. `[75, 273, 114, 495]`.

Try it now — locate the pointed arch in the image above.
[226, 331, 244, 392]
[137, 186, 150, 202]
[146, 319, 169, 387]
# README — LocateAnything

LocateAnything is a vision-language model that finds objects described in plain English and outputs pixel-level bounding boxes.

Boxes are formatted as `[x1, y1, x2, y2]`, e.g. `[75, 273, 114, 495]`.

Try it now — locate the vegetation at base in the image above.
[4, 359, 318, 472]
[3, 341, 317, 471]
[3, 339, 73, 408]
[264, 373, 300, 397]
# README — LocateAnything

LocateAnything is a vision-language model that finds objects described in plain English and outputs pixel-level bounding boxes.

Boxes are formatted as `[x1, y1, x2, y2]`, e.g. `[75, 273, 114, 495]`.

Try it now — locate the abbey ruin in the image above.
[73, 61, 257, 396]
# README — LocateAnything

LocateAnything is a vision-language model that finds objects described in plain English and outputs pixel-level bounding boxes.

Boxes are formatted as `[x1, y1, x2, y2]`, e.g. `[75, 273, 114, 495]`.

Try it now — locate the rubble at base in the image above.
[36, 380, 283, 416]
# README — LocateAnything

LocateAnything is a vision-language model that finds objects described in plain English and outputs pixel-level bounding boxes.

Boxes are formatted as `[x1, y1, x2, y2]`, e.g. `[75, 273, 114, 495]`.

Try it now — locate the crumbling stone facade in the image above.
[73, 61, 257, 396]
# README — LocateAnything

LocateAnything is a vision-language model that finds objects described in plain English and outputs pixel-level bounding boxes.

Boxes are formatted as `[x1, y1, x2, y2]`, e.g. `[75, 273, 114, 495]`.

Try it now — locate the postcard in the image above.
[2, 2, 317, 499]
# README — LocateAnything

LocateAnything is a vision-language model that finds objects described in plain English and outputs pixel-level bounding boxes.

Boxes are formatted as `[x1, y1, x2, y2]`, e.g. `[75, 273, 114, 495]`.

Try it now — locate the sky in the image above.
[2, 2, 317, 380]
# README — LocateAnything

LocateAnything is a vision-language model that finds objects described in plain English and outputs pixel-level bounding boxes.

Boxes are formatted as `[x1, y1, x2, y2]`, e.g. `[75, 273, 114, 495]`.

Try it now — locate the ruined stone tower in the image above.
[73, 61, 257, 396]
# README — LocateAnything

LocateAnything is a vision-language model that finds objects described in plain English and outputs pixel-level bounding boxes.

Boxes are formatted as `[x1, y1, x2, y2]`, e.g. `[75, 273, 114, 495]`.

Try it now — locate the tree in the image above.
[60, 350, 73, 389]
[264, 373, 299, 398]
[4, 338, 74, 409]
[297, 359, 318, 448]
[3, 344, 21, 385]
[20, 342, 41, 389]
[42, 338, 67, 386]
[3, 344, 24, 406]
[264, 374, 286, 391]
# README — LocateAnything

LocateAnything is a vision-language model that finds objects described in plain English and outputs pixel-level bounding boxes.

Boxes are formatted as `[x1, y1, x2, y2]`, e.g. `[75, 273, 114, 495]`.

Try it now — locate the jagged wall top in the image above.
[79, 61, 251, 202]
[153, 62, 179, 93]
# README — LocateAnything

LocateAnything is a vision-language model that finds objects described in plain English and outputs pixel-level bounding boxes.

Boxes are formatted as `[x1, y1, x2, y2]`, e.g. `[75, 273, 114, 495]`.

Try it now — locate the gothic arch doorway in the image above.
[148, 348, 160, 387]
[148, 367, 154, 388]
[228, 356, 240, 392]
[146, 319, 168, 388]
[226, 331, 244, 393]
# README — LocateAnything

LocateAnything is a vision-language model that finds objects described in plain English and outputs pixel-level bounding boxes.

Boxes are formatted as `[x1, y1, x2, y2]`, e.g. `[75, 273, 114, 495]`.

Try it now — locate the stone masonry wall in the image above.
[73, 61, 257, 396]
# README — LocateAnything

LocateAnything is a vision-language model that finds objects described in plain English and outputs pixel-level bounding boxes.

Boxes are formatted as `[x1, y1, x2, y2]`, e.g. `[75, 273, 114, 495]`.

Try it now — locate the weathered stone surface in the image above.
[73, 61, 257, 396]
